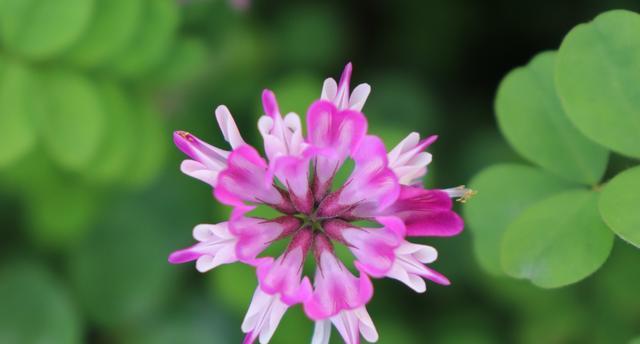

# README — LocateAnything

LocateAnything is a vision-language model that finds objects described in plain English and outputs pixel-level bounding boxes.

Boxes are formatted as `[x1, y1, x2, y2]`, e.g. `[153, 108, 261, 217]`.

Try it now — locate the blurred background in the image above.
[1, 0, 640, 343]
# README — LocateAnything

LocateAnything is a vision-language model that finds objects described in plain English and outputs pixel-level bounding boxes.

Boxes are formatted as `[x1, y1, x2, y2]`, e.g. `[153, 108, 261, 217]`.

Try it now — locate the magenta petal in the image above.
[214, 145, 285, 207]
[337, 136, 400, 216]
[304, 252, 373, 320]
[257, 229, 312, 305]
[386, 186, 464, 237]
[306, 100, 368, 191]
[262, 89, 280, 118]
[342, 217, 405, 277]
[405, 209, 464, 237]
[168, 247, 200, 264]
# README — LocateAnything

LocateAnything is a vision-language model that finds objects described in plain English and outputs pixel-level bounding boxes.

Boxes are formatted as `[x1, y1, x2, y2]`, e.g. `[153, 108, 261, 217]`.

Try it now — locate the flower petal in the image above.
[173, 131, 229, 187]
[230, 215, 301, 265]
[340, 216, 405, 277]
[330, 307, 379, 344]
[304, 250, 373, 320]
[180, 159, 218, 187]
[307, 100, 367, 198]
[312, 320, 332, 344]
[385, 186, 464, 237]
[214, 145, 289, 209]
[241, 288, 288, 344]
[168, 223, 238, 272]
[322, 135, 399, 217]
[388, 133, 437, 185]
[215, 105, 245, 149]
[257, 229, 313, 305]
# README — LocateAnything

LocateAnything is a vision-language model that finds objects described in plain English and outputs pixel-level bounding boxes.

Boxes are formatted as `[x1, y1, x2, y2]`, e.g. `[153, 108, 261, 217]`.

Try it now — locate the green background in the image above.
[0, 0, 639, 343]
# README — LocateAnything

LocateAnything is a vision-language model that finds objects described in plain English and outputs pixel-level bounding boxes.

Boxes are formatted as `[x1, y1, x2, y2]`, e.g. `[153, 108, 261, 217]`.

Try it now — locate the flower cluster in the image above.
[169, 63, 467, 344]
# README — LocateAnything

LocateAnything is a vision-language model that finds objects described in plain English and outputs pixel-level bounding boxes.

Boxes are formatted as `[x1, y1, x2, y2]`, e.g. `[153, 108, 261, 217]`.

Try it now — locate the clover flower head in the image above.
[169, 63, 466, 344]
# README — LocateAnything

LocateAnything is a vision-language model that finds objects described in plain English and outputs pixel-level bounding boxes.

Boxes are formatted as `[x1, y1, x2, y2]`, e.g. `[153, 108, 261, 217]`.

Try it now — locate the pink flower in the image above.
[169, 63, 468, 344]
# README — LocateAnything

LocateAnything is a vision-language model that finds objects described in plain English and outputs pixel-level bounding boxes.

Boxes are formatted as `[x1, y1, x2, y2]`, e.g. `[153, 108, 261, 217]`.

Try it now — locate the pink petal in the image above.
[321, 135, 399, 217]
[230, 215, 301, 264]
[173, 131, 228, 172]
[214, 145, 288, 209]
[306, 100, 367, 197]
[257, 229, 313, 305]
[385, 186, 464, 237]
[341, 216, 406, 277]
[303, 251, 373, 320]
[272, 155, 313, 214]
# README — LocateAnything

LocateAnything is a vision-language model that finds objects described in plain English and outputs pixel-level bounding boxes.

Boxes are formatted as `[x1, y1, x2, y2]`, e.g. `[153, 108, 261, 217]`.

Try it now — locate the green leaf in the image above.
[502, 189, 614, 288]
[599, 165, 640, 247]
[69, 201, 177, 328]
[271, 73, 322, 117]
[150, 37, 210, 86]
[0, 59, 37, 168]
[41, 69, 105, 172]
[108, 0, 179, 78]
[122, 298, 234, 344]
[209, 263, 256, 314]
[125, 99, 166, 187]
[24, 178, 98, 248]
[64, 0, 144, 67]
[0, 261, 81, 344]
[0, 0, 93, 60]
[496, 51, 609, 184]
[556, 10, 640, 158]
[85, 81, 135, 184]
[464, 164, 576, 275]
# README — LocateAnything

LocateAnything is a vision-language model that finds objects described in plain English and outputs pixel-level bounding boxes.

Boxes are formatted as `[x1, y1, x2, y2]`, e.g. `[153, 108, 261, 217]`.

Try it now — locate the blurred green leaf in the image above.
[150, 37, 210, 86]
[556, 10, 640, 158]
[631, 337, 640, 344]
[0, 261, 81, 344]
[24, 179, 98, 248]
[496, 51, 608, 184]
[502, 190, 614, 288]
[209, 263, 256, 314]
[366, 74, 438, 134]
[0, 0, 93, 60]
[0, 58, 37, 168]
[271, 73, 322, 117]
[68, 200, 177, 328]
[464, 164, 576, 275]
[599, 165, 640, 247]
[125, 99, 167, 187]
[64, 0, 143, 67]
[123, 296, 233, 344]
[108, 0, 179, 79]
[275, 5, 346, 69]
[41, 69, 105, 172]
[594, 241, 640, 334]
[85, 81, 135, 184]
[270, 306, 312, 344]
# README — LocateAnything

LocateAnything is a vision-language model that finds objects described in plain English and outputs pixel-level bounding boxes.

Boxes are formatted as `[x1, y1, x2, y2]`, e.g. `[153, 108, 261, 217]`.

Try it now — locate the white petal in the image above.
[355, 307, 378, 342]
[321, 78, 338, 100]
[311, 320, 331, 344]
[180, 160, 219, 187]
[215, 105, 245, 148]
[349, 83, 371, 111]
